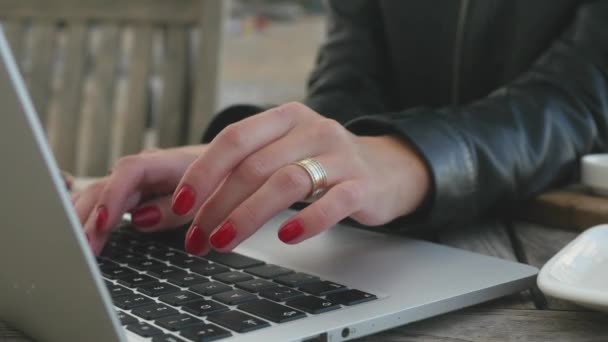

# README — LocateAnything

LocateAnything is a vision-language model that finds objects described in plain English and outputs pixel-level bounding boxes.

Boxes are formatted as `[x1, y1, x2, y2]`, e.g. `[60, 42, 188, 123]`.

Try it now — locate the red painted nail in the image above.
[172, 185, 195, 216]
[278, 219, 304, 244]
[210, 221, 237, 249]
[185, 225, 206, 255]
[131, 206, 161, 228]
[95, 206, 108, 233]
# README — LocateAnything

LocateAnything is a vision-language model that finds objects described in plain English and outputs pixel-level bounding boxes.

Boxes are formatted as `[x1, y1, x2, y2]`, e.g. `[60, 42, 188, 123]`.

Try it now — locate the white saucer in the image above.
[537, 225, 608, 311]
[581, 154, 608, 196]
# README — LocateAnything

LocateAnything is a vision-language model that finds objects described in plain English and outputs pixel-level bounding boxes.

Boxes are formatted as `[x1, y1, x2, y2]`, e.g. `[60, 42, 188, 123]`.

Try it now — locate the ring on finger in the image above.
[291, 158, 328, 202]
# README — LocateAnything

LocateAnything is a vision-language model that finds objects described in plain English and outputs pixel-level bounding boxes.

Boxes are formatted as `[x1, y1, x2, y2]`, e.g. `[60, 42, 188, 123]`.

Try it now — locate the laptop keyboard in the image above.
[99, 231, 377, 341]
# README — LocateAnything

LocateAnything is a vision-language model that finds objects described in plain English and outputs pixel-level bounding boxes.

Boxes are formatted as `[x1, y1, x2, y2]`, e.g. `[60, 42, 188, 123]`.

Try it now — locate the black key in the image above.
[98, 258, 120, 269]
[207, 310, 270, 333]
[148, 266, 187, 279]
[180, 324, 231, 342]
[102, 266, 137, 280]
[211, 271, 253, 284]
[116, 311, 137, 325]
[114, 294, 154, 309]
[132, 303, 179, 320]
[126, 322, 163, 338]
[132, 243, 168, 255]
[239, 299, 306, 323]
[159, 291, 204, 306]
[182, 300, 229, 316]
[212, 290, 256, 305]
[106, 283, 133, 298]
[235, 279, 276, 293]
[112, 253, 145, 264]
[151, 250, 186, 261]
[138, 282, 181, 297]
[152, 334, 186, 342]
[155, 314, 203, 331]
[274, 273, 319, 287]
[190, 263, 229, 277]
[169, 255, 209, 269]
[286, 296, 340, 314]
[189, 282, 232, 296]
[259, 286, 304, 302]
[118, 274, 157, 287]
[245, 264, 293, 279]
[298, 281, 347, 296]
[204, 252, 264, 269]
[129, 258, 166, 271]
[167, 273, 209, 287]
[326, 289, 377, 306]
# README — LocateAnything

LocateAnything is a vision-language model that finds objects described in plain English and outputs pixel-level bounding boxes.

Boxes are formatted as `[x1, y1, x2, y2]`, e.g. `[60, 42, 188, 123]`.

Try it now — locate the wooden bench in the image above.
[0, 0, 226, 176]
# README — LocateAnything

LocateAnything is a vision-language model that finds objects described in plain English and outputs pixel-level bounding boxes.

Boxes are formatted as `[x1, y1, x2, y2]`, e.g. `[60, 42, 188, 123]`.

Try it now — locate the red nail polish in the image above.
[95, 206, 108, 233]
[278, 219, 304, 243]
[185, 225, 206, 255]
[210, 221, 237, 249]
[172, 185, 195, 216]
[131, 206, 161, 228]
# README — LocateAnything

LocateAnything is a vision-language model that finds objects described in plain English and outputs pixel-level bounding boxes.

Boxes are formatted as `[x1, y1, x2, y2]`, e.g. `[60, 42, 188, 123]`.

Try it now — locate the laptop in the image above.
[0, 26, 538, 342]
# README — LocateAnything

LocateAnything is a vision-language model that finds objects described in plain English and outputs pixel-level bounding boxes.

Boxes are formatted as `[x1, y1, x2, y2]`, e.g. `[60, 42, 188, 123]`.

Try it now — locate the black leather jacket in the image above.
[205, 0, 608, 232]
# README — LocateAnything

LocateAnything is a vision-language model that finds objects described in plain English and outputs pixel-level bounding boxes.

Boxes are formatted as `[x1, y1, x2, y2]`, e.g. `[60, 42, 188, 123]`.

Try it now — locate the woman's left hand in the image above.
[175, 102, 431, 255]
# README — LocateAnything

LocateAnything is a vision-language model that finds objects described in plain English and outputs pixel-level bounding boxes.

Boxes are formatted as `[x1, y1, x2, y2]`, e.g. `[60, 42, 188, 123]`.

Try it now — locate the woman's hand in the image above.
[75, 145, 206, 255]
[173, 102, 431, 255]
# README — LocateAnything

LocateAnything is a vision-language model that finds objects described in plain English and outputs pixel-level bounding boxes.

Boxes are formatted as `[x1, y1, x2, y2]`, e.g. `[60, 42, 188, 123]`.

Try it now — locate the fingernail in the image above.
[172, 185, 195, 216]
[95, 206, 109, 233]
[210, 221, 237, 249]
[278, 219, 304, 244]
[185, 225, 206, 255]
[131, 206, 161, 228]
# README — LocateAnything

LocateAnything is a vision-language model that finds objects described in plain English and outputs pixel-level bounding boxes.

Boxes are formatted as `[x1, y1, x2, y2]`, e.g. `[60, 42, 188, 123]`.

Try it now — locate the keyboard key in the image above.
[152, 334, 186, 342]
[326, 289, 377, 306]
[204, 252, 264, 269]
[132, 243, 168, 255]
[212, 290, 256, 305]
[112, 253, 145, 264]
[239, 299, 306, 323]
[98, 258, 120, 269]
[114, 294, 154, 310]
[126, 322, 163, 338]
[148, 266, 187, 279]
[259, 287, 304, 302]
[159, 291, 204, 306]
[235, 279, 276, 293]
[167, 273, 209, 287]
[182, 300, 229, 317]
[180, 324, 231, 342]
[245, 264, 293, 279]
[106, 283, 133, 298]
[151, 250, 186, 261]
[274, 273, 319, 287]
[211, 271, 253, 284]
[298, 281, 347, 296]
[116, 311, 137, 325]
[132, 303, 179, 320]
[129, 258, 166, 271]
[169, 255, 209, 269]
[155, 314, 203, 331]
[190, 264, 229, 277]
[118, 274, 157, 287]
[102, 267, 137, 280]
[207, 310, 270, 333]
[286, 296, 340, 314]
[189, 282, 232, 296]
[138, 282, 181, 297]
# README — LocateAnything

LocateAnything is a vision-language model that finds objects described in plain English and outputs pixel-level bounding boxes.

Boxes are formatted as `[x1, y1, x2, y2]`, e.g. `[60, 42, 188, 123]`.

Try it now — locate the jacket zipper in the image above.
[452, 0, 470, 105]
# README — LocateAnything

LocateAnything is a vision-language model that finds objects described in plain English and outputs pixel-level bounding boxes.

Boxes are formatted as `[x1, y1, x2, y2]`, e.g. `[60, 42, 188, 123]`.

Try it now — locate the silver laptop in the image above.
[0, 26, 538, 342]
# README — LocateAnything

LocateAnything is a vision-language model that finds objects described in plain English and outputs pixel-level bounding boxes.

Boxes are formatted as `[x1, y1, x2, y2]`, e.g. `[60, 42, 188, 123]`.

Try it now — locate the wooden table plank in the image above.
[511, 222, 587, 311]
[358, 308, 608, 342]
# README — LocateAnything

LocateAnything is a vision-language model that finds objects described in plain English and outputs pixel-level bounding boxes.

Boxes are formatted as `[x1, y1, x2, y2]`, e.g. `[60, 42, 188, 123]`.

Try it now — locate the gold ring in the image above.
[291, 158, 328, 201]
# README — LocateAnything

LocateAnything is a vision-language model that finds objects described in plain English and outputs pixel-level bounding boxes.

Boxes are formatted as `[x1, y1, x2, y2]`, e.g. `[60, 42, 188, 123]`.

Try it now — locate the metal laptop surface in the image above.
[0, 26, 539, 342]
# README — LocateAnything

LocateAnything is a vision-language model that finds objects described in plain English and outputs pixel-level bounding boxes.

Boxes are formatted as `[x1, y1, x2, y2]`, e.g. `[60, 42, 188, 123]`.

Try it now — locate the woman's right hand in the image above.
[73, 145, 206, 255]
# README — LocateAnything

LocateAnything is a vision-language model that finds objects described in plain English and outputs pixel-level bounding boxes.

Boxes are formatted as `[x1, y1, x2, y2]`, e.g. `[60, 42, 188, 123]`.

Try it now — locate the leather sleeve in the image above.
[346, 0, 608, 232]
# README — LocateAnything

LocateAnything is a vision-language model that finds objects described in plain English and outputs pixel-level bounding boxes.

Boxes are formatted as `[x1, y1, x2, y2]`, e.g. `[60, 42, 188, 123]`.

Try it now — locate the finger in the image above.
[277, 180, 364, 244]
[186, 154, 351, 254]
[73, 179, 107, 225]
[172, 102, 313, 217]
[129, 196, 194, 232]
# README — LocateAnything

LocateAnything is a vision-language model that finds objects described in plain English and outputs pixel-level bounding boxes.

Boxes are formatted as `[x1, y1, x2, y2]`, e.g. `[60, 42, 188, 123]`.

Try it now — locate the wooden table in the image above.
[2, 220, 608, 341]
